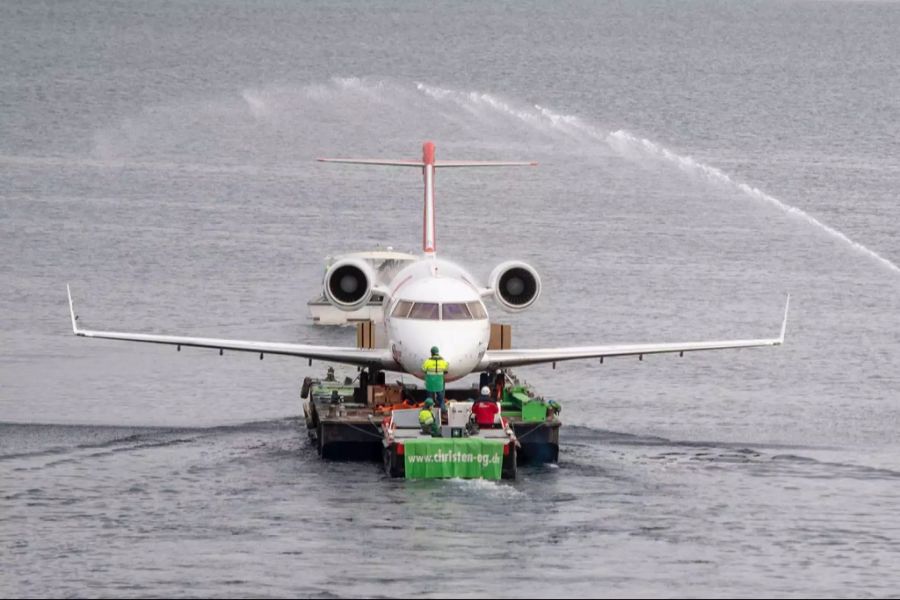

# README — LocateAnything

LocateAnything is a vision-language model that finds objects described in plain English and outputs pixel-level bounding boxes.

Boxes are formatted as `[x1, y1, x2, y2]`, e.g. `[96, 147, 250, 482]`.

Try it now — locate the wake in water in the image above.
[414, 81, 900, 275]
[560, 425, 900, 481]
[10, 76, 895, 275]
[605, 131, 900, 275]
[0, 418, 299, 461]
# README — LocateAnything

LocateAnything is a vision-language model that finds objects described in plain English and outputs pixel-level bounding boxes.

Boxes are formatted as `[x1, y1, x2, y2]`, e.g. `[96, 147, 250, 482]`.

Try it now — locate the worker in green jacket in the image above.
[421, 347, 449, 410]
[418, 397, 439, 435]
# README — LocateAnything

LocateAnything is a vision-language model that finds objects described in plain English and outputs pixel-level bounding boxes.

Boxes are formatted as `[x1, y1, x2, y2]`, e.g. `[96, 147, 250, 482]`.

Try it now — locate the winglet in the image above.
[779, 294, 790, 344]
[67, 284, 81, 335]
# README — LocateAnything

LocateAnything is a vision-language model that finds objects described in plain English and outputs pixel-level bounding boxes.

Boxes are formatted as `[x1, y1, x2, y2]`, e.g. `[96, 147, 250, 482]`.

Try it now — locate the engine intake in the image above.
[323, 258, 376, 311]
[489, 261, 541, 312]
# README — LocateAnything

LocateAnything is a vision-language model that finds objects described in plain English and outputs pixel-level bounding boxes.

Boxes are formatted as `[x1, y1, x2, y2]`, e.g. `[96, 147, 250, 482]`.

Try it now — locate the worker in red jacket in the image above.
[472, 386, 500, 428]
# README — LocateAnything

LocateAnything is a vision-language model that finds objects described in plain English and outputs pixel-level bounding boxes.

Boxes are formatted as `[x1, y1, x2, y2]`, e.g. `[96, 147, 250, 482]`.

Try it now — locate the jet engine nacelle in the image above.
[489, 261, 541, 312]
[323, 258, 377, 312]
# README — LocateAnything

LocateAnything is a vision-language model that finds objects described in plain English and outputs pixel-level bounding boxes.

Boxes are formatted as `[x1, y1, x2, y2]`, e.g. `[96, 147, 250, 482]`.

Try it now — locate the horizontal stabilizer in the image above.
[317, 158, 423, 167]
[434, 160, 537, 168]
[317, 158, 537, 168]
[319, 142, 536, 255]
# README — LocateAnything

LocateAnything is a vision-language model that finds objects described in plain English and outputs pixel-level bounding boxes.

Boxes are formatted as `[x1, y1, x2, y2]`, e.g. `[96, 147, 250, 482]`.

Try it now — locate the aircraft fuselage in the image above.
[382, 258, 490, 382]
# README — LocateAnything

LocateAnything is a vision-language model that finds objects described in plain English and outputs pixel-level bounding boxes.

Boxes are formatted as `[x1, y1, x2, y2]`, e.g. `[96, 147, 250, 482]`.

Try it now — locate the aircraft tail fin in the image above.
[319, 142, 536, 256]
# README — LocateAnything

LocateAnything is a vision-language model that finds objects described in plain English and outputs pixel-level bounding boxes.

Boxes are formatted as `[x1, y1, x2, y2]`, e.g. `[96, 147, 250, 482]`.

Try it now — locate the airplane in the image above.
[67, 141, 788, 385]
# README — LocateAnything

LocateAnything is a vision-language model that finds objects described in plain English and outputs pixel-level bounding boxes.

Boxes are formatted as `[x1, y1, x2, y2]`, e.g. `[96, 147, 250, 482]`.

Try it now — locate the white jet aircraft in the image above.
[68, 142, 788, 382]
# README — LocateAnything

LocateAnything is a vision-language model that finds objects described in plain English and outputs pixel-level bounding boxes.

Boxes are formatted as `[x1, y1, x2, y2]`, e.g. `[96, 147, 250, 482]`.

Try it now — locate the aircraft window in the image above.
[408, 302, 440, 320]
[466, 301, 487, 319]
[442, 303, 472, 320]
[392, 300, 413, 318]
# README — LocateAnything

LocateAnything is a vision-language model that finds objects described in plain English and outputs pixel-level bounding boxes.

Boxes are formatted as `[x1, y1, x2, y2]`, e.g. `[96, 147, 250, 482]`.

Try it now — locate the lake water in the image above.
[2, 1, 900, 596]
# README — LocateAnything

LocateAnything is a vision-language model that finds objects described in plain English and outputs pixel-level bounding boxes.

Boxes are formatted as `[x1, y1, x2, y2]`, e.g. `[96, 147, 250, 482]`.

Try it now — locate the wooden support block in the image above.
[489, 323, 513, 350]
[356, 320, 375, 349]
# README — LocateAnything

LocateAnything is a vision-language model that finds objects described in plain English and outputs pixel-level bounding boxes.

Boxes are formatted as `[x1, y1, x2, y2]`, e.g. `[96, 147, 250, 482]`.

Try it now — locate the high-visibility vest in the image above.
[422, 356, 449, 393]
[421, 356, 449, 373]
[419, 408, 435, 427]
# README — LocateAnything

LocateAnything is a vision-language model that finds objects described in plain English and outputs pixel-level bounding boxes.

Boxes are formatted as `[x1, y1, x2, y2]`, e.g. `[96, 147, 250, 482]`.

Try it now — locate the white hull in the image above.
[307, 297, 385, 326]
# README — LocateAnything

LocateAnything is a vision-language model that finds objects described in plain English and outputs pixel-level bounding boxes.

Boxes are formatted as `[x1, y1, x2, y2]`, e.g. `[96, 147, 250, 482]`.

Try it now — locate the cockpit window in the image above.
[408, 302, 440, 320]
[391, 300, 413, 318]
[466, 301, 487, 319]
[392, 300, 486, 320]
[442, 303, 472, 320]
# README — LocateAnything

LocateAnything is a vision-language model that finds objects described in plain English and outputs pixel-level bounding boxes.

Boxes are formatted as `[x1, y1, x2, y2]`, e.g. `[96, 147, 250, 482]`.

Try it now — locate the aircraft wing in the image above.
[67, 286, 397, 369]
[479, 296, 789, 370]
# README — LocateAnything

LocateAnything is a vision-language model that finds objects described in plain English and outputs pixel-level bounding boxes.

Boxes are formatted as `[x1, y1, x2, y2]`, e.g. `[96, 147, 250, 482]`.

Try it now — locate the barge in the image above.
[301, 365, 561, 480]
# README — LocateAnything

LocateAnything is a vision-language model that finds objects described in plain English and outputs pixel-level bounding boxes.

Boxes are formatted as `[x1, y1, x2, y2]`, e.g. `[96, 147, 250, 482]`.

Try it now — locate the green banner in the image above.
[404, 438, 506, 480]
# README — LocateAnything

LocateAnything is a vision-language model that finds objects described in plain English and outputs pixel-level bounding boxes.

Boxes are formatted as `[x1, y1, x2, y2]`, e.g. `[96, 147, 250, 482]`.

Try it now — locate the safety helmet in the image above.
[424, 397, 435, 407]
[480, 386, 491, 396]
[430, 346, 440, 355]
